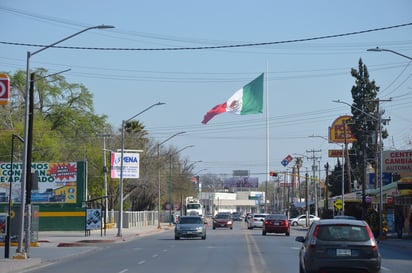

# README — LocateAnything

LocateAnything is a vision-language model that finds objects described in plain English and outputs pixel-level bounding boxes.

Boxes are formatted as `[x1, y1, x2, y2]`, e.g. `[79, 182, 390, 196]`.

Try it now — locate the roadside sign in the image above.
[0, 73, 10, 105]
[328, 149, 343, 158]
[334, 199, 343, 210]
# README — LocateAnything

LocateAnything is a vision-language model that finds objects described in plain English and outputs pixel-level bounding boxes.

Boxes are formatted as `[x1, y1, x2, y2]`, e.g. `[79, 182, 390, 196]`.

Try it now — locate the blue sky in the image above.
[1, 0, 411, 184]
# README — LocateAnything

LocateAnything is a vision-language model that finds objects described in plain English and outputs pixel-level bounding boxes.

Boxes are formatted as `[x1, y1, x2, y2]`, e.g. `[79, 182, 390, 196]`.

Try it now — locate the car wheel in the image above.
[175, 236, 180, 240]
[262, 230, 266, 235]
[285, 232, 290, 236]
[202, 235, 206, 240]
[230, 226, 233, 230]
[292, 222, 297, 226]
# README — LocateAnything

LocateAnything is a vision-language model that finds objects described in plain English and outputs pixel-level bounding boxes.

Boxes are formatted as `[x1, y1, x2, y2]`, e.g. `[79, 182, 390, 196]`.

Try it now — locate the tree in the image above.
[349, 59, 387, 190]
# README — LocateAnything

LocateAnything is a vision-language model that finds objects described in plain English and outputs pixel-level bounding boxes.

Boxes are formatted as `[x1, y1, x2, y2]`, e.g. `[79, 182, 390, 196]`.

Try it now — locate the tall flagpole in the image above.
[265, 64, 270, 213]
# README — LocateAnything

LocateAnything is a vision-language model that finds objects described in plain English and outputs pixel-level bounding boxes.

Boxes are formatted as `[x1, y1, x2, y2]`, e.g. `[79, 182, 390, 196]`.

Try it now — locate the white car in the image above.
[247, 213, 268, 229]
[289, 214, 320, 226]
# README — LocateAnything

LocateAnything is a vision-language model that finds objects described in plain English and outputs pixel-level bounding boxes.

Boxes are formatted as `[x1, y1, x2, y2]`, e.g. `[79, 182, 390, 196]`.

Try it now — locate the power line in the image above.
[1, 22, 411, 51]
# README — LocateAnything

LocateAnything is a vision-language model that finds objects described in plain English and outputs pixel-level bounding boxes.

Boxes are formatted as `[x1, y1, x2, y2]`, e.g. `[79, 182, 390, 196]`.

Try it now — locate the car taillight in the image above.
[365, 224, 378, 250]
[265, 220, 270, 225]
[309, 225, 320, 248]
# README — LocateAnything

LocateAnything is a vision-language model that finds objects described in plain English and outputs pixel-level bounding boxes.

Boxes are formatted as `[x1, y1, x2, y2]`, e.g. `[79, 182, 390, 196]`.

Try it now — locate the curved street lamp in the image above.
[17, 24, 115, 258]
[157, 132, 186, 228]
[367, 47, 412, 61]
[117, 102, 165, 237]
[168, 145, 195, 226]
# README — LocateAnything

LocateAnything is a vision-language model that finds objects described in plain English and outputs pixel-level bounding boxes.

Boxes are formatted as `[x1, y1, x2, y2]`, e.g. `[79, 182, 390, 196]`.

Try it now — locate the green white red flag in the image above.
[201, 73, 264, 124]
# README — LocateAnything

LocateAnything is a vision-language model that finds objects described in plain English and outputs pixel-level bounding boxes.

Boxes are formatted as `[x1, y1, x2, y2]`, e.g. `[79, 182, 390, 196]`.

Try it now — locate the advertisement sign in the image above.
[382, 150, 412, 174]
[111, 152, 140, 179]
[0, 162, 78, 203]
[0, 73, 10, 105]
[86, 209, 101, 230]
[328, 149, 343, 158]
[328, 115, 356, 143]
[224, 177, 258, 188]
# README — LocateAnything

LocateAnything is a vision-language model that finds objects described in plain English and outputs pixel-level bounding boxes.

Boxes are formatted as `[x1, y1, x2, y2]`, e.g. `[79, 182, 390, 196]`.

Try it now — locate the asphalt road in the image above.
[23, 221, 412, 273]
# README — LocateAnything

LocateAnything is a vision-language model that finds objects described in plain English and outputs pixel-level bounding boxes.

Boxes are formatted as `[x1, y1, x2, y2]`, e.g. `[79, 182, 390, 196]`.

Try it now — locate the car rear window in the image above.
[266, 214, 287, 220]
[179, 217, 202, 224]
[317, 225, 369, 241]
[254, 214, 267, 218]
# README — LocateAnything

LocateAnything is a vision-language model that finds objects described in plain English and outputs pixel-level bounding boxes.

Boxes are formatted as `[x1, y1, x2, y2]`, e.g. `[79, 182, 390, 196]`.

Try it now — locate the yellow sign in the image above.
[328, 149, 343, 158]
[328, 115, 357, 143]
[334, 199, 343, 210]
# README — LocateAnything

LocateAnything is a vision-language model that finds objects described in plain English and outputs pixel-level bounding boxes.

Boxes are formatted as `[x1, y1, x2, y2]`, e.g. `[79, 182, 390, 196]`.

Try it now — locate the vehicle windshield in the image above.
[187, 204, 201, 210]
[179, 217, 203, 224]
[317, 225, 369, 241]
[215, 214, 230, 219]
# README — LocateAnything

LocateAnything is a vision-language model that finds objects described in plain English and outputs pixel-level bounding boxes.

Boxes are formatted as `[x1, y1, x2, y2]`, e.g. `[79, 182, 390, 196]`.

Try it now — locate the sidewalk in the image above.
[0, 223, 171, 273]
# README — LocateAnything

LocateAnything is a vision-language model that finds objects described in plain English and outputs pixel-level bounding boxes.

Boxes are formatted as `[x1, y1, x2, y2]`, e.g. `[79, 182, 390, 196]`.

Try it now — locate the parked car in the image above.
[295, 219, 381, 273]
[213, 213, 233, 229]
[174, 216, 206, 240]
[289, 214, 320, 226]
[247, 213, 268, 229]
[262, 214, 290, 236]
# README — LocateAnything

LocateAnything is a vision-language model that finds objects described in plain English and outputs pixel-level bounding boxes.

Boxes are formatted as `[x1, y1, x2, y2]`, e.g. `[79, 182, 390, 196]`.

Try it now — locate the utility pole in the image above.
[306, 149, 321, 217]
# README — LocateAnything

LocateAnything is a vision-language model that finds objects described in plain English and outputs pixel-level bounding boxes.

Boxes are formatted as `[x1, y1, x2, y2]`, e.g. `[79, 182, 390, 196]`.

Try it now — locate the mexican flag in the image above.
[201, 73, 264, 124]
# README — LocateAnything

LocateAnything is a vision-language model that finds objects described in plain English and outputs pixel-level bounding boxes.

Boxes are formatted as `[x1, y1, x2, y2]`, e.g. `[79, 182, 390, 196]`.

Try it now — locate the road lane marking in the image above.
[138, 260, 146, 265]
[244, 230, 269, 273]
[118, 270, 128, 273]
[152, 254, 159, 258]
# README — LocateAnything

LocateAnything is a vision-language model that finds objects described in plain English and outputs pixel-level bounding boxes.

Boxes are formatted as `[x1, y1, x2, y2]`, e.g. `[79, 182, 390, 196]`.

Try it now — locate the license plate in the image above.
[336, 249, 351, 256]
[220, 224, 225, 226]
[274, 222, 280, 226]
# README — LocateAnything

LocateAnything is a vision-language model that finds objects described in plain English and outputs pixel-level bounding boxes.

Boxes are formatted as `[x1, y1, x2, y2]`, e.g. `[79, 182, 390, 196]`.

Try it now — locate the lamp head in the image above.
[367, 47, 381, 52]
[96, 25, 115, 29]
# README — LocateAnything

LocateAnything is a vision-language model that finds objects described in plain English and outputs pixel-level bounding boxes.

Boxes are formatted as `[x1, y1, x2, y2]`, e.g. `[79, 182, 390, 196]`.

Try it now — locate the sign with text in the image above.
[0, 162, 78, 203]
[111, 152, 140, 179]
[0, 73, 10, 105]
[328, 115, 356, 143]
[328, 149, 343, 158]
[383, 150, 412, 174]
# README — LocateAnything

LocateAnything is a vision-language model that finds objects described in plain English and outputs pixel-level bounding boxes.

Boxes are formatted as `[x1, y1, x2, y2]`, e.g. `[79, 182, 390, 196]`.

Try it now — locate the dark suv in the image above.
[295, 219, 381, 273]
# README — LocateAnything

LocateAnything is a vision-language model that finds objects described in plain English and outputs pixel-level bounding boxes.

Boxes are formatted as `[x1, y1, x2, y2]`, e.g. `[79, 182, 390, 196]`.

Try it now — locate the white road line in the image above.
[137, 260, 146, 265]
[152, 254, 159, 258]
[118, 269, 128, 273]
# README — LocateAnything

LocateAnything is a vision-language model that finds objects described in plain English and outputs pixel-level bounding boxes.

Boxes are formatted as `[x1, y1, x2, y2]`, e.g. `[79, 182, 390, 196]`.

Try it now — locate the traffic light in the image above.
[269, 171, 278, 177]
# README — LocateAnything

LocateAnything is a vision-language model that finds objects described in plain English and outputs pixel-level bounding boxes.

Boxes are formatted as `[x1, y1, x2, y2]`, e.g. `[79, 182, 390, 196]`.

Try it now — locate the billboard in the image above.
[110, 152, 140, 179]
[383, 150, 412, 174]
[224, 177, 259, 188]
[0, 162, 78, 203]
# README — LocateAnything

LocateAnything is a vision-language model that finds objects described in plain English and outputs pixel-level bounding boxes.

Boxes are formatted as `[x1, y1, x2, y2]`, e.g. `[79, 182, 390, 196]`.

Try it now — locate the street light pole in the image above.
[17, 24, 114, 258]
[117, 102, 165, 237]
[168, 145, 195, 226]
[157, 132, 186, 229]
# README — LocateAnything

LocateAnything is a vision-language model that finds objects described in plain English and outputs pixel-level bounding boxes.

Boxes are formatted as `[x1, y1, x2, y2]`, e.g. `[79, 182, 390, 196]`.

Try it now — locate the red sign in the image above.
[0, 73, 10, 105]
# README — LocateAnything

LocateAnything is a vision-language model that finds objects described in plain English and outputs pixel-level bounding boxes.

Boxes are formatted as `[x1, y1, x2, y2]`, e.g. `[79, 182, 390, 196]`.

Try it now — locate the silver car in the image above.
[175, 216, 206, 240]
[295, 219, 381, 273]
[247, 213, 268, 229]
